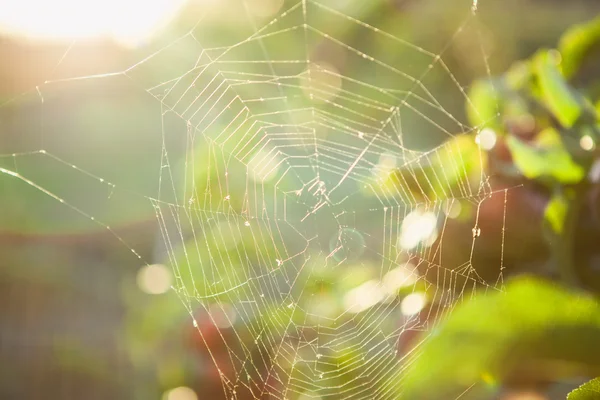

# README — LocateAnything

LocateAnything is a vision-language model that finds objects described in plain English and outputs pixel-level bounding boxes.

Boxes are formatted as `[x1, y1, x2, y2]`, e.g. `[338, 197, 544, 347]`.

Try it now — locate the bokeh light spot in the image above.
[163, 386, 198, 400]
[580, 134, 595, 151]
[399, 210, 438, 250]
[475, 128, 497, 150]
[383, 264, 417, 294]
[444, 199, 462, 219]
[344, 280, 385, 313]
[137, 264, 172, 295]
[400, 292, 427, 316]
[247, 148, 281, 183]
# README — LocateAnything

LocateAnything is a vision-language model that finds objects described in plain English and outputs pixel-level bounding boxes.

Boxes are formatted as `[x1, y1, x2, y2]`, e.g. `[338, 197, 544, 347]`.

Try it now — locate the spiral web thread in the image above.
[0, 0, 507, 398]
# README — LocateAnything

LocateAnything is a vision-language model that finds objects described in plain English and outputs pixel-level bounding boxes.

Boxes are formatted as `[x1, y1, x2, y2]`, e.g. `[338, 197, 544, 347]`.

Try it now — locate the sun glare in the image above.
[0, 0, 188, 46]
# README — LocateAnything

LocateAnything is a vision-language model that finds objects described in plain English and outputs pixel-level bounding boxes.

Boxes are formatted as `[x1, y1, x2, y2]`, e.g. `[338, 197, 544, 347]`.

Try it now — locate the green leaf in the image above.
[559, 15, 600, 79]
[567, 377, 600, 400]
[401, 277, 600, 400]
[387, 134, 483, 202]
[533, 50, 582, 128]
[544, 193, 569, 234]
[505, 60, 533, 90]
[506, 128, 585, 184]
[467, 80, 501, 128]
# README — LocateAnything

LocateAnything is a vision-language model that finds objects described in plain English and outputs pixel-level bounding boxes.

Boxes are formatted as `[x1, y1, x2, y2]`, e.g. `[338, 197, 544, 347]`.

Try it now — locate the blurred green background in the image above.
[1, 0, 600, 399]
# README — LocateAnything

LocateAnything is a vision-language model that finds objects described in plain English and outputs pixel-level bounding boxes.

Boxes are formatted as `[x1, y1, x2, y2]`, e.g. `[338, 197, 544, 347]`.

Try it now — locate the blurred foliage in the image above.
[401, 277, 600, 399]
[396, 14, 600, 399]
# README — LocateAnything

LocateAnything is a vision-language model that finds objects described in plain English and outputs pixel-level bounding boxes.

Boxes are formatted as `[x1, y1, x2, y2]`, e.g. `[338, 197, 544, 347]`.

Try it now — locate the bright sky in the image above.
[0, 0, 188, 46]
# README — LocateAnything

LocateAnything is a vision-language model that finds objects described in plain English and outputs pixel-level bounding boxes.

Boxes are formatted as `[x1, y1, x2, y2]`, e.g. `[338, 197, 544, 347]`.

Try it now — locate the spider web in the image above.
[0, 0, 508, 398]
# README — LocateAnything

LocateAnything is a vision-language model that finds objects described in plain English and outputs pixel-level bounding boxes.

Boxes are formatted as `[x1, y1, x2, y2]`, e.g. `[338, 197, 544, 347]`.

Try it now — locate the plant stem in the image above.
[553, 187, 584, 287]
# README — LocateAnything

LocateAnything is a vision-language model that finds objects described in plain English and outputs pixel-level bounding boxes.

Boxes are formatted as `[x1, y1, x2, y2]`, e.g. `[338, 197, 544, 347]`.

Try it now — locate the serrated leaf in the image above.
[534, 50, 582, 128]
[567, 377, 600, 400]
[401, 277, 600, 400]
[506, 128, 585, 184]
